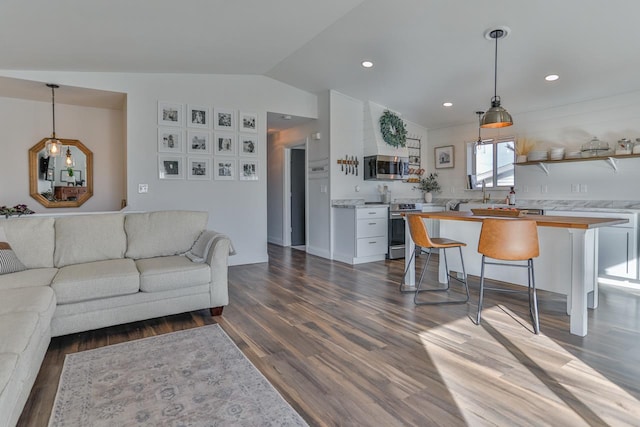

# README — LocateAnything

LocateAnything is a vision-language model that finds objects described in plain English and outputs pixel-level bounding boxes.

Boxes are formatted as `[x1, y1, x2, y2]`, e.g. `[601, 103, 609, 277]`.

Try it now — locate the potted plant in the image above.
[416, 173, 441, 203]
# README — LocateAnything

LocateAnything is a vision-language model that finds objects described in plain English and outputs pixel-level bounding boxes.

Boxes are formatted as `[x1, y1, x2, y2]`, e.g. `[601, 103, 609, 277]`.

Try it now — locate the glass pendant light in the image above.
[65, 146, 74, 166]
[45, 83, 62, 157]
[481, 29, 513, 128]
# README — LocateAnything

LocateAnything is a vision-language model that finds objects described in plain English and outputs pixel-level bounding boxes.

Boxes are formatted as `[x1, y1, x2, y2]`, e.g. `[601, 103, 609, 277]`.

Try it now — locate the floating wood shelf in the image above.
[515, 153, 640, 174]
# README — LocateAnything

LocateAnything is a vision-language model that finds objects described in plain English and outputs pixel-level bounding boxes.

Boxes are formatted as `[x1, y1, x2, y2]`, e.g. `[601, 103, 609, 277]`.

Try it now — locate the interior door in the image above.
[290, 148, 306, 246]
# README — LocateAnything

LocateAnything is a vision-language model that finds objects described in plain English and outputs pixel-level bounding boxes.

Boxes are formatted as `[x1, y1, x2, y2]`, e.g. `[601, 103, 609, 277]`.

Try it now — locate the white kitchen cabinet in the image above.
[333, 206, 388, 264]
[553, 210, 638, 280]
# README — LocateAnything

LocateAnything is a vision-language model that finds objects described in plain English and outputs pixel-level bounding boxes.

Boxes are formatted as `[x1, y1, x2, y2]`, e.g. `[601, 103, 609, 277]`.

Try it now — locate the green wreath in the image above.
[379, 110, 407, 148]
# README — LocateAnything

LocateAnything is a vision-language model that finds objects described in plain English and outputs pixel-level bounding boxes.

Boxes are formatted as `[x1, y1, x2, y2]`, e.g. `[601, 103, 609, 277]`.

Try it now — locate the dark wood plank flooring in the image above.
[18, 244, 640, 426]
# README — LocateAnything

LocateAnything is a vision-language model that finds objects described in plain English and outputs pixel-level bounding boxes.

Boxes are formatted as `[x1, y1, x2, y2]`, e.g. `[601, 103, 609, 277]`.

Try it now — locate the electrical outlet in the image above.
[540, 184, 548, 193]
[138, 184, 148, 193]
[580, 184, 588, 193]
[571, 183, 579, 193]
[523, 186, 529, 193]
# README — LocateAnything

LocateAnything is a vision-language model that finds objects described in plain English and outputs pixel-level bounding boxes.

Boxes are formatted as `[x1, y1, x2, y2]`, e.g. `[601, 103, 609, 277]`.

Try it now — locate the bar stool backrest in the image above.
[406, 214, 435, 248]
[478, 218, 540, 261]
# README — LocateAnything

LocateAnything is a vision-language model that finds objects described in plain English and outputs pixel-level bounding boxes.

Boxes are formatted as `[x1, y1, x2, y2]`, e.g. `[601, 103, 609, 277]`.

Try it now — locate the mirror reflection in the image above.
[29, 138, 93, 208]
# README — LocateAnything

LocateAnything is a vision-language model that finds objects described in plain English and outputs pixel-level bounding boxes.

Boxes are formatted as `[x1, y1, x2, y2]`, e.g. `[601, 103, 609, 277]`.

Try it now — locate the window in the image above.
[466, 138, 515, 189]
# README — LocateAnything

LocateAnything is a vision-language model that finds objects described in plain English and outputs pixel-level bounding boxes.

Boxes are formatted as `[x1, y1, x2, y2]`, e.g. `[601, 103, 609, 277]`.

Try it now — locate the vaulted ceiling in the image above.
[1, 0, 639, 129]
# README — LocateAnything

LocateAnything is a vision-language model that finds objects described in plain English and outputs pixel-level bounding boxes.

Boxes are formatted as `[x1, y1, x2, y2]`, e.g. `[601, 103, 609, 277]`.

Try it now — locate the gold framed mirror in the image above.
[29, 138, 93, 208]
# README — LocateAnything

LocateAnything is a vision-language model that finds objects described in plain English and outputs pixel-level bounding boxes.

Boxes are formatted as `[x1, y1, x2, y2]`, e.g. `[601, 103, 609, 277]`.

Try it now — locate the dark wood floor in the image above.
[18, 244, 640, 426]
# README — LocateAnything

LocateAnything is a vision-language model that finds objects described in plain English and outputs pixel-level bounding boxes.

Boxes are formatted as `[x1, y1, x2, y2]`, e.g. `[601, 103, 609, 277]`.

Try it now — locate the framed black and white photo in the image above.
[214, 132, 236, 156]
[158, 128, 184, 153]
[239, 160, 259, 181]
[187, 157, 211, 180]
[213, 158, 236, 181]
[158, 102, 183, 127]
[239, 111, 257, 133]
[187, 131, 211, 154]
[187, 105, 210, 129]
[214, 108, 235, 131]
[435, 145, 454, 169]
[239, 134, 258, 157]
[158, 156, 184, 179]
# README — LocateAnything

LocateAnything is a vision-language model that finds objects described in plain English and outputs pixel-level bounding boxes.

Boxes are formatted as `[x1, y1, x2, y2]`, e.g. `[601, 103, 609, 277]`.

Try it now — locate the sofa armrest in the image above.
[204, 232, 234, 308]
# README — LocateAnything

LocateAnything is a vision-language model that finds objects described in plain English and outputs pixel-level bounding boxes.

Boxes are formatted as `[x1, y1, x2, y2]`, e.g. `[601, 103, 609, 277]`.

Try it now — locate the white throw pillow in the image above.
[0, 227, 26, 275]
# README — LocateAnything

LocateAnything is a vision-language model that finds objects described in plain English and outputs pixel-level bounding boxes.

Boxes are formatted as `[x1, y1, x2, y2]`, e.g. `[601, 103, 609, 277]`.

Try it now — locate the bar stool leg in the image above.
[414, 247, 469, 305]
[528, 259, 540, 334]
[476, 255, 487, 325]
[459, 246, 470, 301]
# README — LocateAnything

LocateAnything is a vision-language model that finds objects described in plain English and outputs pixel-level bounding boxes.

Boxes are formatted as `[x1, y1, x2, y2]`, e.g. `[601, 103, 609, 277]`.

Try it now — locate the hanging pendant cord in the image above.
[493, 30, 498, 100]
[51, 85, 56, 137]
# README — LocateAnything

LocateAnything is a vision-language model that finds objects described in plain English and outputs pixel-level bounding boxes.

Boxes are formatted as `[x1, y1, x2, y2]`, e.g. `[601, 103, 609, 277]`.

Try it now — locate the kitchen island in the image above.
[403, 211, 628, 336]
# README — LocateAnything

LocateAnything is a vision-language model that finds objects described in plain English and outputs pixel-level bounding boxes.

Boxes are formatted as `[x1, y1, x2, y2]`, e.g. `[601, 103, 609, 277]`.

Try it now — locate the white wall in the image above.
[0, 70, 317, 265]
[0, 96, 125, 212]
[427, 90, 640, 202]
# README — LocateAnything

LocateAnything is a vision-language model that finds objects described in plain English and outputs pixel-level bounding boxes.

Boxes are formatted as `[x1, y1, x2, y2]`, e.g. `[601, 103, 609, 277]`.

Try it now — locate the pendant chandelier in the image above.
[65, 146, 74, 166]
[45, 83, 62, 157]
[475, 110, 484, 146]
[480, 28, 513, 128]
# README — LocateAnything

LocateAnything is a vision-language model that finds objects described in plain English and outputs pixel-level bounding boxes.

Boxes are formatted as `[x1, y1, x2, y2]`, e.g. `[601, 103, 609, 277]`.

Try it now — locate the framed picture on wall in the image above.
[213, 158, 236, 180]
[239, 160, 259, 181]
[187, 157, 211, 180]
[158, 128, 184, 153]
[239, 134, 258, 157]
[187, 105, 210, 129]
[214, 133, 236, 156]
[187, 131, 211, 154]
[434, 145, 454, 169]
[158, 155, 184, 179]
[239, 111, 257, 133]
[214, 108, 236, 131]
[158, 102, 183, 127]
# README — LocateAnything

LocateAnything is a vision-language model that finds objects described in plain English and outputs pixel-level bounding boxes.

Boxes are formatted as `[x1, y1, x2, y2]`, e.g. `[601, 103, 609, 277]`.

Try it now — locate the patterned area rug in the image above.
[48, 324, 308, 426]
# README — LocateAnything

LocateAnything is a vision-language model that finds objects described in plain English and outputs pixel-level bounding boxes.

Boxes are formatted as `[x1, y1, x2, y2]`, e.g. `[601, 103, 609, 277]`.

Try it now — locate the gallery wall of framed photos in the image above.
[157, 102, 259, 181]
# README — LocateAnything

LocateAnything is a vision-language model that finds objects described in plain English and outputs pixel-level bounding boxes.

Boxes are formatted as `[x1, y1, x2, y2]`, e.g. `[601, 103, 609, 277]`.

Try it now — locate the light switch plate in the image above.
[138, 184, 148, 193]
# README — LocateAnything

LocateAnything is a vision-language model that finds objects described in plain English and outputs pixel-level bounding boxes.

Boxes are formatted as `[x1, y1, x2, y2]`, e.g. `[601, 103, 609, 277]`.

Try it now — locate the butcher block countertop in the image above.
[403, 211, 629, 229]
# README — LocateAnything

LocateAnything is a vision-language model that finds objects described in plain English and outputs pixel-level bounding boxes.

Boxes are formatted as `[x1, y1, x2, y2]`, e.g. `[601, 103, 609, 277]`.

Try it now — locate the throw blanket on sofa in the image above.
[186, 231, 236, 263]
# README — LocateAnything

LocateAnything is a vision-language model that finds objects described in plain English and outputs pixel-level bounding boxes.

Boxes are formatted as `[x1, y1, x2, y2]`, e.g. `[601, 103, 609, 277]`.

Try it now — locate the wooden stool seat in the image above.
[400, 214, 470, 305]
[476, 218, 541, 333]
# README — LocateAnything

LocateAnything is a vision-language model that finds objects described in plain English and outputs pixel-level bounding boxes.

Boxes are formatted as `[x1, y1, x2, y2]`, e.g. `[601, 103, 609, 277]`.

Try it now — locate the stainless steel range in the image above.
[388, 203, 422, 259]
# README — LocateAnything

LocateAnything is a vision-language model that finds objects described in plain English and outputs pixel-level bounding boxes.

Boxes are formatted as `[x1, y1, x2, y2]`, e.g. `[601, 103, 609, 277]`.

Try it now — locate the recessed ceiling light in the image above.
[361, 60, 374, 68]
[443, 102, 453, 107]
[545, 74, 559, 81]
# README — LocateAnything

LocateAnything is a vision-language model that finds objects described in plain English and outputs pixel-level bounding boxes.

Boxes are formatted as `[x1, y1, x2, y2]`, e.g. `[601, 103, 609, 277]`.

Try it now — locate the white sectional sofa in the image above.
[0, 210, 233, 427]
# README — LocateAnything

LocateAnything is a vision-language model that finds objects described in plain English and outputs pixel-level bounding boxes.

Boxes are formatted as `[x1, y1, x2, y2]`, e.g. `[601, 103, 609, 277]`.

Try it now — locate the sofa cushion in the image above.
[125, 211, 207, 259]
[0, 353, 18, 400]
[0, 268, 58, 291]
[0, 217, 55, 268]
[54, 213, 127, 268]
[0, 287, 56, 317]
[136, 255, 210, 293]
[0, 312, 40, 355]
[0, 229, 26, 275]
[52, 259, 139, 304]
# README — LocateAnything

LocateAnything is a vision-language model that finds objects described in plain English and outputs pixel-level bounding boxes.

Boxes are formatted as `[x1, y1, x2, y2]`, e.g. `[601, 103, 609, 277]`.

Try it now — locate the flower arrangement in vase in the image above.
[415, 173, 441, 203]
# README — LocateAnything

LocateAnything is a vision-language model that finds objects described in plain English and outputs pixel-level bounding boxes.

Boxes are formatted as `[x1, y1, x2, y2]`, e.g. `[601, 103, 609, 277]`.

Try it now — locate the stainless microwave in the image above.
[363, 155, 409, 180]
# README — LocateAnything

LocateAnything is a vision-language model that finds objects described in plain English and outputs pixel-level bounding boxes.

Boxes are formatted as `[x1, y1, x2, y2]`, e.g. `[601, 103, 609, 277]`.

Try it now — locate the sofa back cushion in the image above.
[0, 217, 55, 268]
[125, 211, 208, 259]
[54, 213, 127, 267]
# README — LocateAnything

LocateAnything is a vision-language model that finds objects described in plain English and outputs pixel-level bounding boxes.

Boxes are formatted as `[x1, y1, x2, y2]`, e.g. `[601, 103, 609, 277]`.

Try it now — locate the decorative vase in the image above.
[424, 192, 433, 203]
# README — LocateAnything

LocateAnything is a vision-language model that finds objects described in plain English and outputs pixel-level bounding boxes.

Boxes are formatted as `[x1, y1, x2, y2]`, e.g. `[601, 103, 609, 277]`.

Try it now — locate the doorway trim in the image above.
[283, 140, 308, 248]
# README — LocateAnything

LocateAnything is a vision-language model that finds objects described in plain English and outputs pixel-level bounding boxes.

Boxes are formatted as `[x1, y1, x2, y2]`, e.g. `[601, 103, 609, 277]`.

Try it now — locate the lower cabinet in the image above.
[333, 206, 388, 264]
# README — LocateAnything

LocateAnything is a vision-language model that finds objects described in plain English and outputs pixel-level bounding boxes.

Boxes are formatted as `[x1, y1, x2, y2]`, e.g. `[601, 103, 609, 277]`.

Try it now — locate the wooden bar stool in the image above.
[399, 214, 470, 305]
[476, 218, 540, 334]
